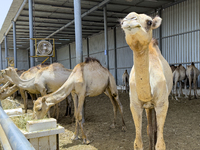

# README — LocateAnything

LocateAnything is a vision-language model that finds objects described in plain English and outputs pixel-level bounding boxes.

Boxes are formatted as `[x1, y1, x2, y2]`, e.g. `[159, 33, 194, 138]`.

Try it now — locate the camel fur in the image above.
[33, 57, 126, 144]
[1, 63, 72, 119]
[122, 69, 129, 93]
[172, 64, 186, 100]
[185, 62, 200, 100]
[121, 12, 173, 150]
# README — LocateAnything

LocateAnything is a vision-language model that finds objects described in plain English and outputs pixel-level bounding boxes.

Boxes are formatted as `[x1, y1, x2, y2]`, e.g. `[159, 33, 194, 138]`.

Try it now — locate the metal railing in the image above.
[0, 103, 35, 150]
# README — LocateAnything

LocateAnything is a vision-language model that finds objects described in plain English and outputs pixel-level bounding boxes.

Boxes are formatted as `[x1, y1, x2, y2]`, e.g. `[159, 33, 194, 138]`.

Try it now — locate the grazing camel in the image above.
[2, 63, 72, 119]
[121, 12, 173, 150]
[172, 64, 186, 100]
[122, 69, 129, 93]
[186, 62, 200, 100]
[33, 57, 126, 144]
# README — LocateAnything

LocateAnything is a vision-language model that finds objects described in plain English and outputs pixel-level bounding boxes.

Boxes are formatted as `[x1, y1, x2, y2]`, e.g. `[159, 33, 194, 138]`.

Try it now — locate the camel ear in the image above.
[42, 97, 46, 103]
[152, 16, 162, 29]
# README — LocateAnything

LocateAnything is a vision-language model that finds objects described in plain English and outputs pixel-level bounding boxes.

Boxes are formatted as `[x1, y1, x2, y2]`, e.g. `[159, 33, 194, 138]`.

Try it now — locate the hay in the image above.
[11, 114, 48, 131]
[1, 98, 21, 110]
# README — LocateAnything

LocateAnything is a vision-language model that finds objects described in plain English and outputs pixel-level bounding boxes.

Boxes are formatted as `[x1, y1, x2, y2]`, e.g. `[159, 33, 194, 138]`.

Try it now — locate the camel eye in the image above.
[147, 21, 152, 26]
[38, 108, 42, 111]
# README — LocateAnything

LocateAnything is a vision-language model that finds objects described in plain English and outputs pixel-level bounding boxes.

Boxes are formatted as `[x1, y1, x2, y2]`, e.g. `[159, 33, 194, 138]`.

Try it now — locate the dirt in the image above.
[2, 92, 200, 150]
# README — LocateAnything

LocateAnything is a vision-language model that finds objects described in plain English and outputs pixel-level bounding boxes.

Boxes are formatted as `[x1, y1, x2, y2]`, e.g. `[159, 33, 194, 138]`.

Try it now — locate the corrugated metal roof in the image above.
[0, 0, 185, 50]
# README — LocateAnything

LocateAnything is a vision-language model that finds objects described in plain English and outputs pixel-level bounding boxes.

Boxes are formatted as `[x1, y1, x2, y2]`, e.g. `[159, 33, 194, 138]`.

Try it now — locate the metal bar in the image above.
[69, 44, 72, 69]
[12, 21, 17, 68]
[74, 0, 83, 64]
[0, 44, 2, 70]
[104, 6, 109, 69]
[4, 35, 8, 68]
[0, 0, 28, 44]
[159, 9, 162, 54]
[87, 38, 89, 57]
[46, 0, 111, 38]
[114, 27, 117, 84]
[29, 0, 35, 67]
[0, 107, 35, 150]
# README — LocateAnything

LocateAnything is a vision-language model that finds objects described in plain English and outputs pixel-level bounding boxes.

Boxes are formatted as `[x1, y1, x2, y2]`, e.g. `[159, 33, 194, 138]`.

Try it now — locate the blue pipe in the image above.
[12, 21, 17, 68]
[4, 35, 8, 68]
[0, 107, 35, 150]
[29, 0, 34, 67]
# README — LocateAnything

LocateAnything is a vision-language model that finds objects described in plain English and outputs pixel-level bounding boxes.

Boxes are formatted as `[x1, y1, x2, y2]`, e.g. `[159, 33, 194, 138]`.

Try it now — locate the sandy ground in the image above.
[2, 91, 200, 150]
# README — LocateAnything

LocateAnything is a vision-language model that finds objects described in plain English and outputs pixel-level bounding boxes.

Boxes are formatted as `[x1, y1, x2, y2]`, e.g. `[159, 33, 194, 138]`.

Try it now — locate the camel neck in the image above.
[133, 48, 152, 102]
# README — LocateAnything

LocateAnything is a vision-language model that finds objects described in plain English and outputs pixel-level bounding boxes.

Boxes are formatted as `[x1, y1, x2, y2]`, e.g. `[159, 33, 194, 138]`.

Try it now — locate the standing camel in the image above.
[172, 64, 186, 100]
[121, 12, 173, 150]
[186, 62, 200, 100]
[122, 70, 129, 93]
[2, 63, 72, 119]
[33, 57, 126, 144]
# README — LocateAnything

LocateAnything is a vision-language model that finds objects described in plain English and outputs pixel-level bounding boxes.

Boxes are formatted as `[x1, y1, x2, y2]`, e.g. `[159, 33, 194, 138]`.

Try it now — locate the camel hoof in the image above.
[110, 123, 115, 129]
[71, 134, 79, 141]
[122, 125, 127, 132]
[82, 138, 91, 145]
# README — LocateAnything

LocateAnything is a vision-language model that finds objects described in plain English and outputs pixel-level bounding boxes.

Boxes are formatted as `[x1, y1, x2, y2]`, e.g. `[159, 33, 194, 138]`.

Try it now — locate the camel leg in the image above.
[20, 89, 28, 113]
[104, 89, 126, 131]
[184, 78, 188, 98]
[76, 95, 90, 144]
[71, 92, 79, 140]
[130, 101, 143, 150]
[188, 77, 192, 100]
[179, 81, 184, 97]
[154, 100, 169, 150]
[174, 80, 178, 101]
[65, 95, 72, 116]
[194, 79, 198, 99]
[146, 109, 154, 150]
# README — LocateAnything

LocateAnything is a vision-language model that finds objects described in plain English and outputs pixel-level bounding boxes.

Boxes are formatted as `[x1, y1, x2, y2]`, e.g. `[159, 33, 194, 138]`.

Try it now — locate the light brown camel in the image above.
[0, 64, 48, 111]
[186, 62, 200, 100]
[172, 64, 186, 100]
[122, 69, 129, 93]
[170, 65, 177, 73]
[121, 12, 173, 150]
[2, 63, 72, 119]
[33, 57, 126, 144]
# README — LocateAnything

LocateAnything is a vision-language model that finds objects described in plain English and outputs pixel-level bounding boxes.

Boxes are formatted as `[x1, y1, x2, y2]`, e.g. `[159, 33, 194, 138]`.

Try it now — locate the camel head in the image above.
[33, 96, 54, 119]
[120, 12, 162, 51]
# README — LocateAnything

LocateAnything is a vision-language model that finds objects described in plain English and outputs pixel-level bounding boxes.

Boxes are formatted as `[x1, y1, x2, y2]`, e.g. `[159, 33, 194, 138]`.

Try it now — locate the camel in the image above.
[122, 69, 129, 93]
[33, 57, 126, 144]
[186, 62, 200, 100]
[2, 63, 72, 119]
[170, 65, 177, 73]
[121, 12, 173, 150]
[172, 64, 186, 100]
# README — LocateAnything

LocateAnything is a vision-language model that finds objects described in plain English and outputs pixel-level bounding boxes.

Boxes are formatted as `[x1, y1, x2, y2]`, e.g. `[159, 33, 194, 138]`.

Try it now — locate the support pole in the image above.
[104, 5, 109, 69]
[12, 21, 17, 68]
[69, 44, 72, 69]
[87, 38, 89, 58]
[74, 0, 83, 64]
[159, 9, 162, 53]
[50, 57, 53, 64]
[114, 27, 117, 84]
[29, 0, 35, 67]
[0, 44, 2, 70]
[4, 35, 8, 68]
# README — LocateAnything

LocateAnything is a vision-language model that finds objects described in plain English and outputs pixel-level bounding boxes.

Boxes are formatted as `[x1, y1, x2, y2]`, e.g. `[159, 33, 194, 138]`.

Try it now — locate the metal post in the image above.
[29, 0, 35, 67]
[69, 44, 72, 69]
[50, 57, 53, 64]
[74, 0, 83, 64]
[104, 5, 109, 69]
[87, 38, 89, 58]
[114, 27, 117, 84]
[4, 35, 8, 68]
[159, 9, 162, 53]
[12, 21, 17, 68]
[0, 44, 2, 70]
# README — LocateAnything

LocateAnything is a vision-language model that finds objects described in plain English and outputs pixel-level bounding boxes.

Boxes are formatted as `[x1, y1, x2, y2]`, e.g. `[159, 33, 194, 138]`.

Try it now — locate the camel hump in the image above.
[84, 57, 100, 64]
